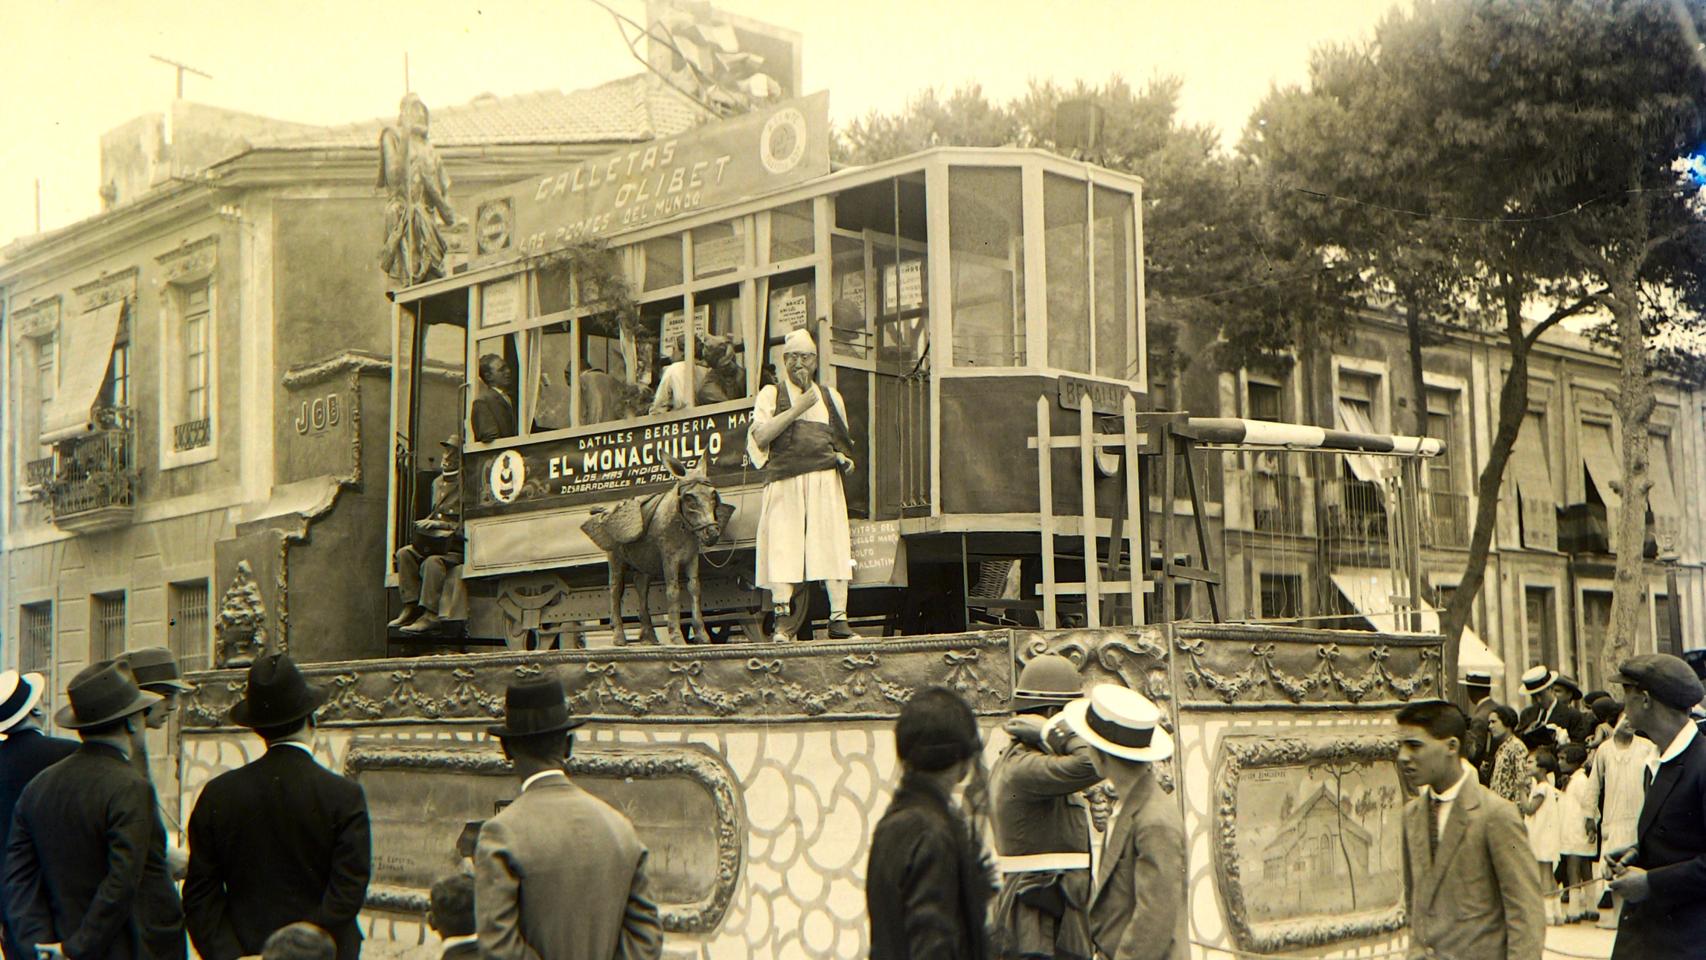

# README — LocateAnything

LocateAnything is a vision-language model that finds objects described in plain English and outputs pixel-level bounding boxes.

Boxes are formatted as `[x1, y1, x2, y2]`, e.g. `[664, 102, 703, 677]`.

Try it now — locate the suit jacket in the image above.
[1611, 731, 1706, 959]
[471, 389, 516, 442]
[1401, 777, 1543, 960]
[2, 742, 155, 960]
[474, 772, 662, 960]
[183, 745, 371, 960]
[0, 728, 78, 958]
[1088, 775, 1187, 960]
[867, 773, 992, 960]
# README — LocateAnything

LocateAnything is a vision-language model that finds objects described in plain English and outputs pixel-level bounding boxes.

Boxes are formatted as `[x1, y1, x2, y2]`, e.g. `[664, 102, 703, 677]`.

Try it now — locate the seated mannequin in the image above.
[389, 436, 466, 634]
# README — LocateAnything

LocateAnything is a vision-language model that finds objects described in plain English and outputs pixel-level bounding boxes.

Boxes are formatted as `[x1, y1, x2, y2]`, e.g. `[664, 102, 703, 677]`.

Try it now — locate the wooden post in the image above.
[1080, 403, 1101, 628]
[1037, 396, 1056, 629]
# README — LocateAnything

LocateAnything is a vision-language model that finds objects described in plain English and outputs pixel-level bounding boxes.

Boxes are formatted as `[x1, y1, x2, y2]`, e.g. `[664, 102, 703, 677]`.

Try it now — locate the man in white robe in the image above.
[747, 329, 856, 642]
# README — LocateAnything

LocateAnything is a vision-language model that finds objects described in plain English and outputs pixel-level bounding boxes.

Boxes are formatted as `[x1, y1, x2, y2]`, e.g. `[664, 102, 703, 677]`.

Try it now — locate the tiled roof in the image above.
[256, 74, 708, 150]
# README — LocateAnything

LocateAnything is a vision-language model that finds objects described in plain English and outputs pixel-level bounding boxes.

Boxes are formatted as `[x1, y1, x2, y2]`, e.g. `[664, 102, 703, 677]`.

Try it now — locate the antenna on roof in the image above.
[149, 54, 212, 99]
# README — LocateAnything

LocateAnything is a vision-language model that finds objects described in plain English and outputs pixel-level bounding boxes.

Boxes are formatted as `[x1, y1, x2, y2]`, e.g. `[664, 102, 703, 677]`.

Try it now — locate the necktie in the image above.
[1429, 794, 1445, 859]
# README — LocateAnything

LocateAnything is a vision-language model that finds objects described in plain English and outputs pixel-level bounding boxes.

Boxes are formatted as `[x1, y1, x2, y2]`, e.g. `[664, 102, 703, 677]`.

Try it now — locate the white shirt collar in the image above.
[521, 769, 567, 792]
[273, 741, 316, 760]
[1648, 722, 1699, 778]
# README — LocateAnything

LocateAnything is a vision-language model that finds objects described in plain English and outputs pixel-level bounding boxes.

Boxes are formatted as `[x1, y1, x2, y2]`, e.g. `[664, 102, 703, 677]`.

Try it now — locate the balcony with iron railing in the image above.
[31, 406, 138, 533]
[1421, 489, 1470, 549]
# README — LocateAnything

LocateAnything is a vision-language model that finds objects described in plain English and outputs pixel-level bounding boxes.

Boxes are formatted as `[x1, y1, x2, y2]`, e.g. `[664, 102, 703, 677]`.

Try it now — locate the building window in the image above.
[20, 602, 52, 674]
[168, 580, 211, 673]
[1260, 572, 1303, 621]
[91, 592, 126, 663]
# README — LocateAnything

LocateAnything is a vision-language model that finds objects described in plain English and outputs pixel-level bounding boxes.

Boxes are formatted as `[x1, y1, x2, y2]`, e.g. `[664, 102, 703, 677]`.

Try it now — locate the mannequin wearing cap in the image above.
[184, 654, 371, 960]
[4, 661, 166, 960]
[0, 671, 78, 960]
[747, 329, 858, 642]
[474, 676, 661, 960]
[390, 436, 465, 634]
[988, 655, 1100, 960]
[868, 687, 993, 960]
[1062, 684, 1187, 960]
[1605, 654, 1706, 960]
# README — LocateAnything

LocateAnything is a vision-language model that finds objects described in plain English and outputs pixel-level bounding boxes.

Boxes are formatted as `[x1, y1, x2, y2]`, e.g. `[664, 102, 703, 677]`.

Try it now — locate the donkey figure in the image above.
[589, 455, 734, 645]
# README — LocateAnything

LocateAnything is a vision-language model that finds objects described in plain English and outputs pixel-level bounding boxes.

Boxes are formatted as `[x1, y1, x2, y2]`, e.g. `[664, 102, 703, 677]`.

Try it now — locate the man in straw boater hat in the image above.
[989, 655, 1101, 960]
[474, 674, 662, 960]
[867, 686, 994, 960]
[1605, 654, 1706, 960]
[1062, 684, 1186, 960]
[3, 661, 166, 960]
[0, 669, 78, 959]
[1395, 699, 1542, 960]
[747, 327, 858, 643]
[184, 654, 371, 960]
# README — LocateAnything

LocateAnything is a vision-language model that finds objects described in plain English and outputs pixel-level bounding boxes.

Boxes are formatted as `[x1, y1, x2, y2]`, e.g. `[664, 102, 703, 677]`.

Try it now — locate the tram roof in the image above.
[392, 145, 1145, 304]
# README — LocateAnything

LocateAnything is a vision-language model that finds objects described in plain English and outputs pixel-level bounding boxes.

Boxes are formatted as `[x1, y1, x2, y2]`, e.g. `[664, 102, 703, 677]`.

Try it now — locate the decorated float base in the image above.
[178, 624, 1441, 959]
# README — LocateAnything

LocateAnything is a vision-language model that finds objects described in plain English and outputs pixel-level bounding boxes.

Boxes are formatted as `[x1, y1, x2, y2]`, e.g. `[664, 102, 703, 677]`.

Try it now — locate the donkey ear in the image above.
[664, 453, 686, 479]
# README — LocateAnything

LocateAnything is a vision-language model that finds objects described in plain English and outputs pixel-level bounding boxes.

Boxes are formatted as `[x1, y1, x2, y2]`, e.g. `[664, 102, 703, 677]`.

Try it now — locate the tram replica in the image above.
[179, 96, 1449, 959]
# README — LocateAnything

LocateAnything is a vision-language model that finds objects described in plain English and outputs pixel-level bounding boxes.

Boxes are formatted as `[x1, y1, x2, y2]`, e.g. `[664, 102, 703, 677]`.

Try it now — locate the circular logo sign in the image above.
[488, 450, 525, 504]
[760, 108, 809, 175]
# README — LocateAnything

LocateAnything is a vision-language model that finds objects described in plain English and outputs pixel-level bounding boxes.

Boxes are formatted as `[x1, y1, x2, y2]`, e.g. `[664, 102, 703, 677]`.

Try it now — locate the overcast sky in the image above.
[0, 0, 1395, 246]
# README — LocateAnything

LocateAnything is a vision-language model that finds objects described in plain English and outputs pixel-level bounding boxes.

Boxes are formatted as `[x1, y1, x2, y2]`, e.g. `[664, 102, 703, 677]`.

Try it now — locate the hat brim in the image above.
[55, 689, 162, 730]
[229, 683, 330, 729]
[0, 674, 45, 732]
[1062, 698, 1173, 763]
[485, 715, 586, 739]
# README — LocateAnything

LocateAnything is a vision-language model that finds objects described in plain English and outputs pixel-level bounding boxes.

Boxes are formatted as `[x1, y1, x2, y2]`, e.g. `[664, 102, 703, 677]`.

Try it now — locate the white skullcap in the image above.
[782, 329, 817, 355]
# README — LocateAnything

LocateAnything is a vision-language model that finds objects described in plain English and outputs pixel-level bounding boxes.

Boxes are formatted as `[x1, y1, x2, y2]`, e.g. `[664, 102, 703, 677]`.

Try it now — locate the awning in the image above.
[40, 301, 124, 444]
[1330, 567, 1503, 674]
[1580, 422, 1623, 517]
[1334, 400, 1390, 483]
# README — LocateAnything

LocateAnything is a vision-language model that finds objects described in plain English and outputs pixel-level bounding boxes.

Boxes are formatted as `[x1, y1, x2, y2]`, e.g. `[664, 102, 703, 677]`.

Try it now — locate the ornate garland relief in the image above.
[344, 740, 744, 934]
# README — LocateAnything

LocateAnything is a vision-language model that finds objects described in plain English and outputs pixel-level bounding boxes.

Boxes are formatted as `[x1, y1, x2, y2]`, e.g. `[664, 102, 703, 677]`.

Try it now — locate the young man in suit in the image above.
[1063, 683, 1185, 960]
[1396, 699, 1543, 960]
[475, 675, 662, 960]
[184, 655, 371, 960]
[3, 662, 165, 960]
[867, 686, 992, 960]
[0, 670, 81, 960]
[1606, 654, 1706, 960]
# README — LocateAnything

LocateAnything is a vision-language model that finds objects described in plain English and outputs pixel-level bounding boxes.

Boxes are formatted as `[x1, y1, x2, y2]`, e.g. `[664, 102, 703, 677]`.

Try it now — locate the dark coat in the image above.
[183, 745, 371, 960]
[0, 727, 78, 957]
[2, 742, 156, 960]
[867, 773, 993, 960]
[1612, 729, 1706, 960]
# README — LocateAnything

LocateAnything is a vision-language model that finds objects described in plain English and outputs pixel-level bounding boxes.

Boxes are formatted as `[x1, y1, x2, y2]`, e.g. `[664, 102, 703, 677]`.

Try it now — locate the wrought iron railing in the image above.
[1421, 489, 1470, 548]
[174, 417, 211, 451]
[35, 406, 138, 524]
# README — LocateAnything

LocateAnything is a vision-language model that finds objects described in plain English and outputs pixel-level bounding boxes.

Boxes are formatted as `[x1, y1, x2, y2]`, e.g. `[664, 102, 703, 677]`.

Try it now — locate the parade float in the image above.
[180, 92, 1448, 959]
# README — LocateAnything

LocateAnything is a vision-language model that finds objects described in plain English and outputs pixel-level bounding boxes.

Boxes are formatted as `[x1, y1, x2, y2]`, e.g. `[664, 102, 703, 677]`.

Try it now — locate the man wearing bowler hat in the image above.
[1063, 684, 1186, 960]
[475, 675, 661, 960]
[0, 670, 79, 959]
[1605, 654, 1706, 960]
[3, 662, 164, 960]
[184, 654, 371, 960]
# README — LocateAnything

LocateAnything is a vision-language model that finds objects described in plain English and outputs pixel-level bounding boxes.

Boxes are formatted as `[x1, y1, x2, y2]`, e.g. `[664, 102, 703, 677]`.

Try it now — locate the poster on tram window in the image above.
[474, 92, 831, 261]
[464, 407, 755, 517]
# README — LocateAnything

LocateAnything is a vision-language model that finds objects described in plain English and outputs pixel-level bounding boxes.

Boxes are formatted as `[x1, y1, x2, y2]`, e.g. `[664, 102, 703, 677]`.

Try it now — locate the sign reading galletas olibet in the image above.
[465, 406, 755, 517]
[470, 92, 831, 263]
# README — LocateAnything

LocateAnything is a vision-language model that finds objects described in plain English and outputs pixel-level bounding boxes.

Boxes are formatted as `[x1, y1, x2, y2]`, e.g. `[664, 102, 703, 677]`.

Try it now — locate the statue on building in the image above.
[378, 93, 461, 286]
[216, 560, 269, 668]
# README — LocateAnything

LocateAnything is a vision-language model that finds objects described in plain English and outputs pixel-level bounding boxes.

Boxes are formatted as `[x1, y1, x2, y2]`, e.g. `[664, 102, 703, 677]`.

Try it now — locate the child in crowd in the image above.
[1518, 746, 1563, 923]
[261, 923, 335, 960]
[1556, 743, 1598, 922]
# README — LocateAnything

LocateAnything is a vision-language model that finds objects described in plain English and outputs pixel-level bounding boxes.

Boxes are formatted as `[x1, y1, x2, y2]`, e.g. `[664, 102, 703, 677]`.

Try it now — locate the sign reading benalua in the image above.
[472, 92, 831, 263]
[1057, 375, 1133, 415]
[464, 405, 754, 517]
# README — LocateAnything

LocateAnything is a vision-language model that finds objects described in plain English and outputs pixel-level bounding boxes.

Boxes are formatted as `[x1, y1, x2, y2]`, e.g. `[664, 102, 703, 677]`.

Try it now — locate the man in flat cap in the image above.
[747, 328, 858, 642]
[1606, 653, 1706, 959]
[0, 670, 77, 960]
[475, 675, 661, 960]
[184, 654, 371, 960]
[3, 662, 164, 959]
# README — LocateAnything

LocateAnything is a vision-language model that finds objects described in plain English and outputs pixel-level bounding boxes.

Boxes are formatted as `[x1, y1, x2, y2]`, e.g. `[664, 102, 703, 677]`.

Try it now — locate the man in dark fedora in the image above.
[0, 670, 79, 960]
[475, 675, 662, 960]
[184, 654, 371, 960]
[3, 661, 164, 960]
[113, 648, 196, 960]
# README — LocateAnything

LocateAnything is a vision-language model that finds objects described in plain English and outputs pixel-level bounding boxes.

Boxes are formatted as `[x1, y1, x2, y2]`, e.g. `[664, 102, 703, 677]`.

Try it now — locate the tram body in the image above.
[387, 115, 1147, 645]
